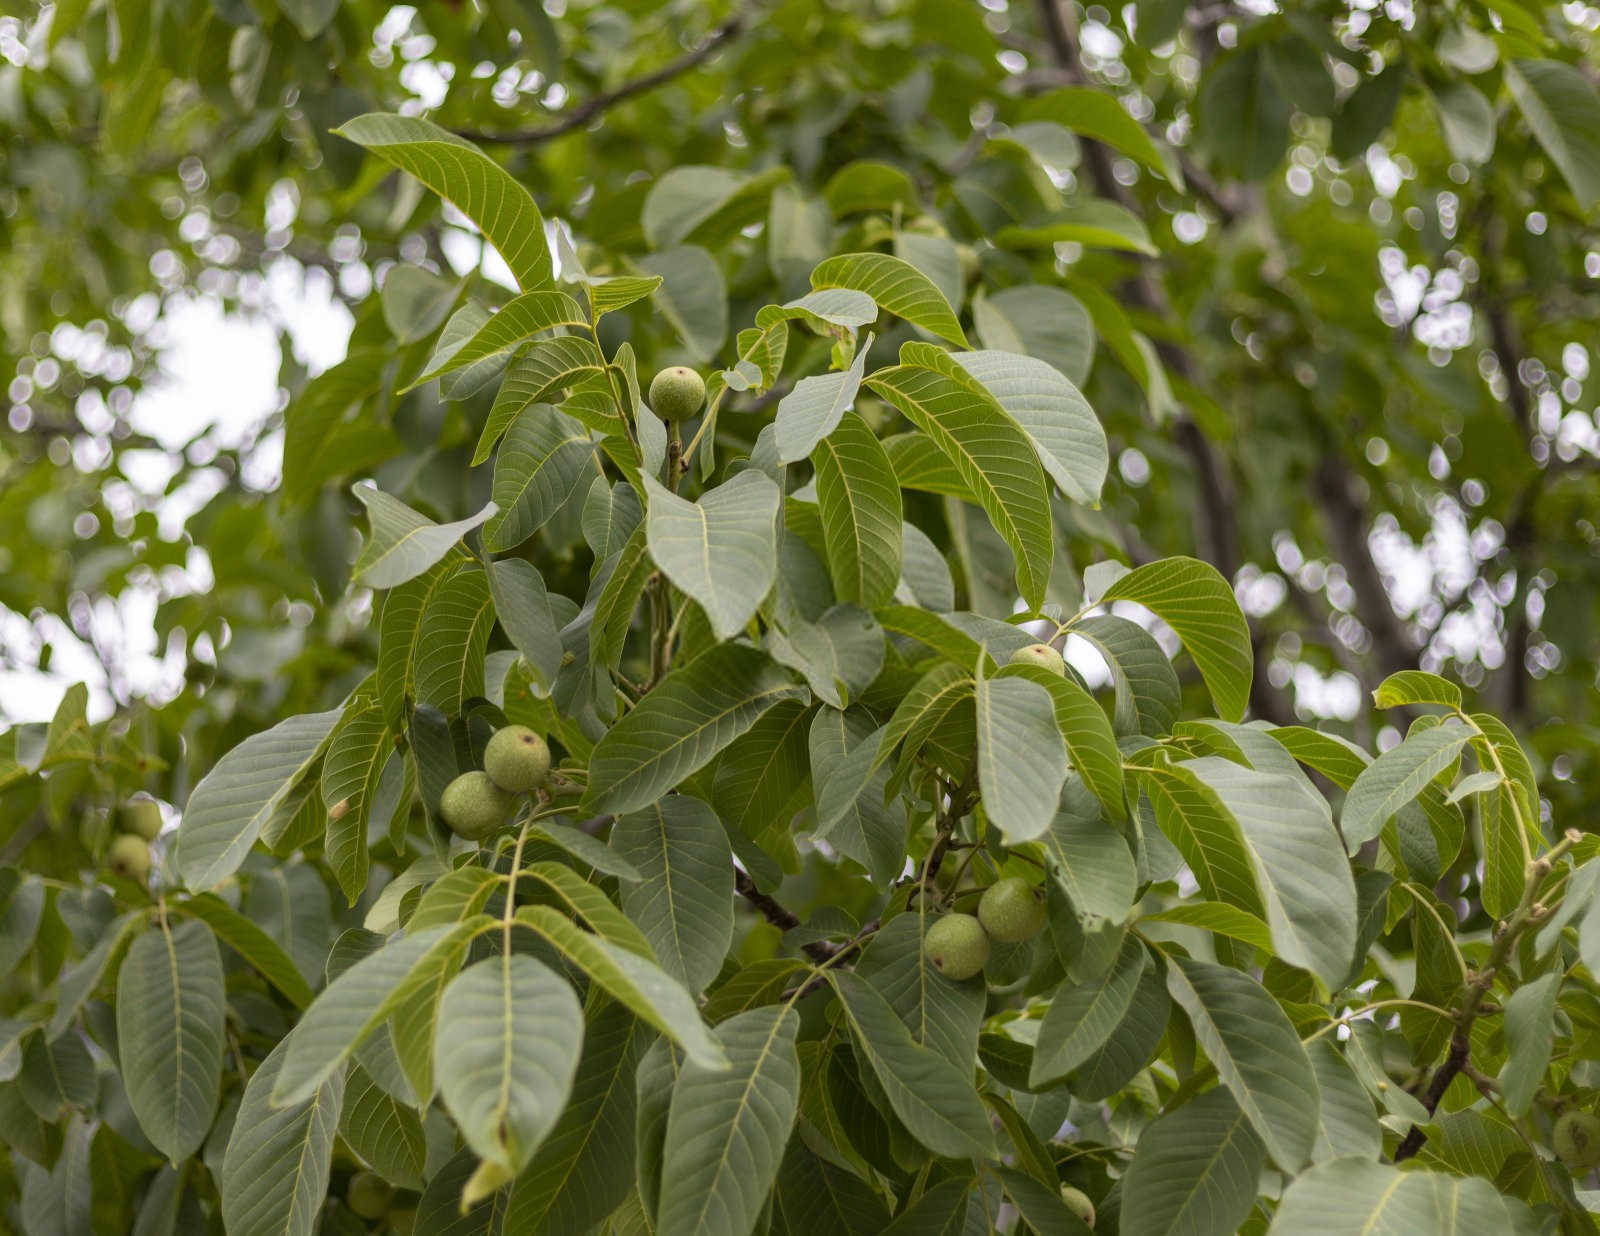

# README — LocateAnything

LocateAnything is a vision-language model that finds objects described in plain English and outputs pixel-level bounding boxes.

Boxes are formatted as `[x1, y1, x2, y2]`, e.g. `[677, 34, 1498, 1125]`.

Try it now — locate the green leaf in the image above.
[810, 252, 968, 347]
[1042, 778, 1136, 921]
[380, 264, 460, 344]
[220, 1036, 345, 1236]
[488, 559, 564, 692]
[320, 697, 392, 904]
[637, 245, 729, 361]
[339, 1064, 426, 1189]
[475, 337, 610, 465]
[711, 699, 813, 843]
[1496, 971, 1560, 1118]
[415, 1148, 510, 1233]
[336, 115, 554, 290]
[410, 291, 588, 386]
[809, 413, 903, 608]
[1119, 1088, 1264, 1236]
[1022, 86, 1183, 185]
[854, 912, 985, 1070]
[773, 1139, 895, 1236]
[351, 485, 496, 590]
[1031, 935, 1147, 1086]
[866, 345, 1052, 608]
[611, 797, 735, 994]
[1306, 1040, 1381, 1163]
[413, 563, 496, 716]
[643, 470, 781, 640]
[514, 906, 726, 1067]
[275, 922, 483, 1105]
[1098, 557, 1252, 722]
[976, 669, 1068, 843]
[995, 200, 1158, 256]
[1165, 955, 1317, 1172]
[1340, 719, 1472, 849]
[1266, 1157, 1539, 1235]
[949, 349, 1108, 508]
[1177, 756, 1358, 989]
[774, 333, 873, 464]
[589, 526, 654, 673]
[1000, 1168, 1094, 1235]
[643, 165, 789, 249]
[177, 893, 313, 1010]
[1432, 82, 1496, 165]
[1009, 666, 1126, 823]
[768, 605, 884, 710]
[502, 1001, 644, 1234]
[972, 285, 1094, 387]
[176, 708, 341, 891]
[656, 1006, 801, 1236]
[829, 970, 995, 1159]
[1139, 901, 1273, 953]
[435, 955, 584, 1173]
[1505, 60, 1600, 209]
[583, 643, 807, 815]
[809, 708, 907, 886]
[114, 919, 225, 1163]
[1070, 615, 1179, 738]
[486, 404, 600, 551]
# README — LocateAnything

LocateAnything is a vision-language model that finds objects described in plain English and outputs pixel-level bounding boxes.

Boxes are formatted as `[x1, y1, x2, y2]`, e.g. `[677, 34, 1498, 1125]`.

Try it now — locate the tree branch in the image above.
[1393, 828, 1581, 1161]
[733, 867, 837, 964]
[455, 13, 748, 145]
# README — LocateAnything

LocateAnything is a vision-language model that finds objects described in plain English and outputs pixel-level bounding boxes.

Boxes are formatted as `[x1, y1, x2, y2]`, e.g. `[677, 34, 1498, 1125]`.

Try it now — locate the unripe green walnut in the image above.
[346, 1171, 394, 1220]
[924, 913, 989, 980]
[483, 725, 551, 793]
[1554, 1110, 1600, 1171]
[108, 834, 151, 882]
[1009, 642, 1066, 676]
[439, 771, 516, 841]
[648, 366, 706, 420]
[1061, 1185, 1095, 1228]
[978, 877, 1048, 944]
[119, 796, 164, 841]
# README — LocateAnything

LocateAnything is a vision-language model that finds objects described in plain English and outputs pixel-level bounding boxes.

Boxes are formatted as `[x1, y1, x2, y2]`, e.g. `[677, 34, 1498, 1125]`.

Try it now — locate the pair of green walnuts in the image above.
[106, 795, 163, 883]
[439, 726, 551, 841]
[923, 877, 1048, 981]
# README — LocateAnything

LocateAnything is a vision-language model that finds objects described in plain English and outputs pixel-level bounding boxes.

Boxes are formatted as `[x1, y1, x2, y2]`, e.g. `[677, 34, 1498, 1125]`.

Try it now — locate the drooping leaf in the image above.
[115, 919, 226, 1163]
[1165, 955, 1318, 1172]
[611, 797, 735, 994]
[1119, 1088, 1265, 1236]
[656, 1006, 801, 1236]
[435, 955, 585, 1173]
[810, 412, 903, 606]
[220, 1037, 345, 1236]
[809, 252, 968, 346]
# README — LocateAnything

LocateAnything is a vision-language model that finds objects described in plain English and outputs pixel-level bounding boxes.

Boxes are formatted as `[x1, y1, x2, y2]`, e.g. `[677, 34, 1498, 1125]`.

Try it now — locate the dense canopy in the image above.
[3, 1, 1600, 1233]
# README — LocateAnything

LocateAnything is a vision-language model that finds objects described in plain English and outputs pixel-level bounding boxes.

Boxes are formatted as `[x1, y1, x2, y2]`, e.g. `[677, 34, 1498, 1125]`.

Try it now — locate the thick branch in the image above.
[456, 13, 747, 145]
[734, 867, 836, 963]
[1393, 829, 1581, 1161]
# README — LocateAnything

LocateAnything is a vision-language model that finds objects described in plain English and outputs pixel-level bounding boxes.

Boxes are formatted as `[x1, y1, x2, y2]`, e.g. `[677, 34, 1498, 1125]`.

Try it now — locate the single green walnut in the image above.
[439, 771, 516, 841]
[108, 834, 151, 882]
[924, 913, 989, 980]
[1061, 1185, 1095, 1228]
[1008, 642, 1066, 676]
[1554, 1110, 1600, 1171]
[346, 1171, 394, 1220]
[648, 365, 706, 420]
[119, 796, 164, 841]
[978, 877, 1048, 943]
[484, 725, 551, 793]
